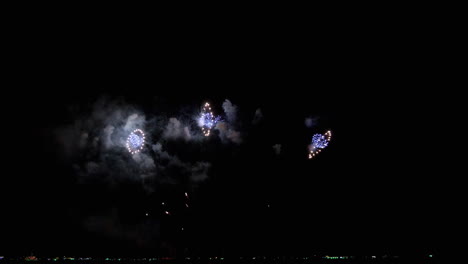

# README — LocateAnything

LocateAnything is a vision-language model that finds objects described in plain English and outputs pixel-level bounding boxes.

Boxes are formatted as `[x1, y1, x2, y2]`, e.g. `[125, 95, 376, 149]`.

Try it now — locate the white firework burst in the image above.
[126, 129, 145, 154]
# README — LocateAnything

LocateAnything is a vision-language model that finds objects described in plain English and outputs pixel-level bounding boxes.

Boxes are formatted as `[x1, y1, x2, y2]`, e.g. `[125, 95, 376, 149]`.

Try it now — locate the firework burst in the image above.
[126, 129, 145, 154]
[308, 130, 331, 159]
[198, 102, 220, 136]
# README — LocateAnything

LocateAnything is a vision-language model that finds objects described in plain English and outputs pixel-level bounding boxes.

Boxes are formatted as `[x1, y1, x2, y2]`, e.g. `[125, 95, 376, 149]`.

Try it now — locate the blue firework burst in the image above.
[126, 129, 145, 154]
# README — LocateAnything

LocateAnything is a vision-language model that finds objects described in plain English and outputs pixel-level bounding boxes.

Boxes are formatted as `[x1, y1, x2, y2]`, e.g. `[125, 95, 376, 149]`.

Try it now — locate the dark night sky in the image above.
[0, 90, 440, 257]
[0, 34, 443, 257]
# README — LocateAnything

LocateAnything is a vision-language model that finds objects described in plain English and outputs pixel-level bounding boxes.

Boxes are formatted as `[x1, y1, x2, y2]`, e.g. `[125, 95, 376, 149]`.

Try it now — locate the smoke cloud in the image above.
[162, 117, 192, 141]
[273, 144, 282, 155]
[215, 99, 242, 144]
[222, 99, 237, 123]
[54, 97, 259, 247]
[305, 116, 319, 128]
[84, 208, 160, 248]
[252, 108, 263, 124]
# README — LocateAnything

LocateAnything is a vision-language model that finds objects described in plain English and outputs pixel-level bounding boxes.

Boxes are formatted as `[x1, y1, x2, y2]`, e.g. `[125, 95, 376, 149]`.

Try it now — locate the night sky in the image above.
[1, 87, 440, 258]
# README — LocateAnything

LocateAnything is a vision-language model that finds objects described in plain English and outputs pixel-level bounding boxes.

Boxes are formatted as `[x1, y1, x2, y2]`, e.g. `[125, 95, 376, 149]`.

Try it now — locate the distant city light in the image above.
[323, 256, 349, 260]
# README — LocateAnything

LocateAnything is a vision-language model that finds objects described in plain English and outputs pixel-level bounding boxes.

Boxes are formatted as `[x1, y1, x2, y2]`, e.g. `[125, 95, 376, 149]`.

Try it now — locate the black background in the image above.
[0, 33, 442, 258]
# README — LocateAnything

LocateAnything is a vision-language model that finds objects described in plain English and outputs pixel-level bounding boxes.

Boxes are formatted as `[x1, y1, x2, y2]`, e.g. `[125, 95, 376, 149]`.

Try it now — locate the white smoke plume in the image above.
[273, 144, 282, 155]
[215, 99, 242, 144]
[252, 108, 263, 124]
[305, 116, 319, 128]
[162, 117, 192, 141]
[222, 99, 237, 123]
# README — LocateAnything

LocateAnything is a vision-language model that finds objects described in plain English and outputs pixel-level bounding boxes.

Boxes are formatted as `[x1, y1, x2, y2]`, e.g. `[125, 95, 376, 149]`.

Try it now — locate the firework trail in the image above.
[308, 130, 332, 159]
